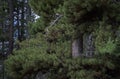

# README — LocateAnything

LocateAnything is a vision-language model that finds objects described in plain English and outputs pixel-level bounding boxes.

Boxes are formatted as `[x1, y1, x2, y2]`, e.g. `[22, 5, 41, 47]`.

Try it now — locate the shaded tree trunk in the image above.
[21, 0, 25, 41]
[17, 2, 21, 42]
[83, 33, 95, 57]
[1, 22, 5, 56]
[25, 1, 31, 39]
[2, 41, 4, 56]
[72, 33, 95, 58]
[72, 33, 83, 57]
[8, 0, 14, 55]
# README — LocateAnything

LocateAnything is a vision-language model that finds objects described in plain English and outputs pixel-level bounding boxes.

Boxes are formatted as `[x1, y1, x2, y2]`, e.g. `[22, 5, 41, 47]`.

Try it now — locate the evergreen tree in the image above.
[13, 0, 31, 42]
[5, 0, 120, 79]
[0, 0, 9, 78]
[0, 0, 8, 56]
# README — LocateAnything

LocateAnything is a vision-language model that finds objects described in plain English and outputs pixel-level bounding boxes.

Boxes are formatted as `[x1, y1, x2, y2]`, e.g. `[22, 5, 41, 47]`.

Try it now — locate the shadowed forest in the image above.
[0, 0, 120, 79]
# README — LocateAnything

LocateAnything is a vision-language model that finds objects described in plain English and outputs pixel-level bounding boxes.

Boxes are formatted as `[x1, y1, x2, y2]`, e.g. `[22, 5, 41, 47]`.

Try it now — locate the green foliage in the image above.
[5, 32, 120, 79]
[29, 0, 64, 30]
[5, 33, 71, 79]
[0, 0, 8, 22]
[29, 18, 47, 34]
[29, 0, 64, 16]
[95, 22, 116, 54]
[5, 0, 120, 79]
[0, 0, 8, 41]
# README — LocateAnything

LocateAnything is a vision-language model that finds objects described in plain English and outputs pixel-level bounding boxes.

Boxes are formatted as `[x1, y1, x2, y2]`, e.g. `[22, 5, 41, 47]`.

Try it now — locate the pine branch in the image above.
[45, 14, 63, 32]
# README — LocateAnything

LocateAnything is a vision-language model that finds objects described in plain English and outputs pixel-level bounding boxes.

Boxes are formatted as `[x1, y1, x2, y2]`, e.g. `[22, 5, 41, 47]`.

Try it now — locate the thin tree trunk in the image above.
[2, 41, 4, 56]
[8, 0, 14, 55]
[1, 22, 4, 56]
[26, 1, 31, 39]
[21, 0, 25, 41]
[17, 2, 21, 42]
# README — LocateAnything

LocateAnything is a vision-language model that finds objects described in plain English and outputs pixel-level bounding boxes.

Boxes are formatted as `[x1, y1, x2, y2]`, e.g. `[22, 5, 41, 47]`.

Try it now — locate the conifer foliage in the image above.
[5, 0, 120, 79]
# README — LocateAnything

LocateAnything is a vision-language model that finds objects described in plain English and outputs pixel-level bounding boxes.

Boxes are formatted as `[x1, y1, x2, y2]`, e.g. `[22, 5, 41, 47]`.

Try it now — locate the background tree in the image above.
[13, 0, 31, 42]
[0, 0, 9, 78]
[0, 0, 31, 78]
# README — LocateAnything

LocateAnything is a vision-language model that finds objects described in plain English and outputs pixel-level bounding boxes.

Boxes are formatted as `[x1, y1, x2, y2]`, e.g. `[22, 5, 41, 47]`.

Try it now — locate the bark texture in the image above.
[72, 33, 83, 57]
[84, 33, 95, 57]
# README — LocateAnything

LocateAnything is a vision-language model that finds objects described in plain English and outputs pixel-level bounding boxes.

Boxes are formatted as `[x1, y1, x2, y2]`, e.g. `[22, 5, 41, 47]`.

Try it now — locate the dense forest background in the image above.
[0, 0, 120, 79]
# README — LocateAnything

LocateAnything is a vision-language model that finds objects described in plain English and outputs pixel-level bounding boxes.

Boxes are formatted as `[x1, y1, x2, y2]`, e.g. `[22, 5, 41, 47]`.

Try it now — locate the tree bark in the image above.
[8, 0, 14, 55]
[17, 2, 21, 42]
[72, 33, 83, 57]
[83, 33, 95, 57]
[21, 0, 25, 41]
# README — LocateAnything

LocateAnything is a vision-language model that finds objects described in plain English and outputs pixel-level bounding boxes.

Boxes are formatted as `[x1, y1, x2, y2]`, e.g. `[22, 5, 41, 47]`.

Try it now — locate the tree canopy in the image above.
[5, 0, 120, 79]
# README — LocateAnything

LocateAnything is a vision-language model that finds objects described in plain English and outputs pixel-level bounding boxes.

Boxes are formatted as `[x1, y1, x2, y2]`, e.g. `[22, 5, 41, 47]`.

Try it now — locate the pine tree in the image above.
[5, 0, 120, 79]
[12, 0, 31, 42]
[0, 0, 8, 56]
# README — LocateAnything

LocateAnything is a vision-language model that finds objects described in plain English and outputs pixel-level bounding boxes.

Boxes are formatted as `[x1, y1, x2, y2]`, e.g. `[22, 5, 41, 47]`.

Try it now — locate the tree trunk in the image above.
[72, 33, 83, 57]
[1, 22, 4, 56]
[2, 41, 4, 56]
[83, 33, 95, 57]
[26, 1, 31, 39]
[21, 0, 25, 41]
[8, 0, 14, 55]
[17, 2, 21, 42]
